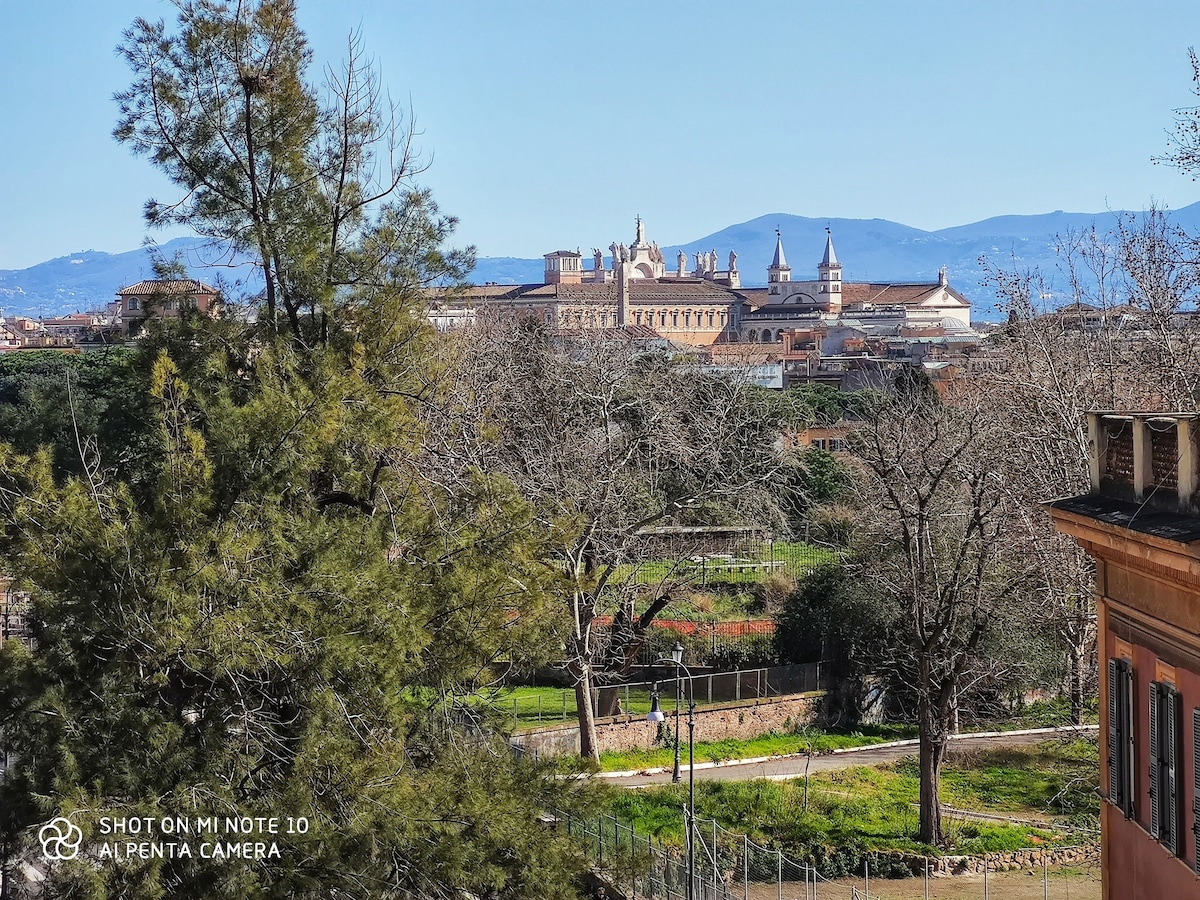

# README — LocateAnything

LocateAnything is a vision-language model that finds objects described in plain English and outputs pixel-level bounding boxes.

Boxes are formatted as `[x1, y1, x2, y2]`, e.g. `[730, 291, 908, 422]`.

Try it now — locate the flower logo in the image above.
[39, 817, 83, 861]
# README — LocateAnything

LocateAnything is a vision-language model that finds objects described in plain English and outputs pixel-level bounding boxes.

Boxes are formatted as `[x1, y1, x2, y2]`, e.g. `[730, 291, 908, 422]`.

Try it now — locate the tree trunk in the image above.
[595, 688, 621, 719]
[575, 669, 600, 762]
[917, 699, 945, 846]
[1069, 639, 1086, 726]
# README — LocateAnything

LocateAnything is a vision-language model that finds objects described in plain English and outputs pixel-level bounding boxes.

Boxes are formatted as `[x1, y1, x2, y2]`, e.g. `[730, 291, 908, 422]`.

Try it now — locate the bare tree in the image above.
[851, 377, 1032, 845]
[418, 321, 796, 759]
[978, 214, 1200, 724]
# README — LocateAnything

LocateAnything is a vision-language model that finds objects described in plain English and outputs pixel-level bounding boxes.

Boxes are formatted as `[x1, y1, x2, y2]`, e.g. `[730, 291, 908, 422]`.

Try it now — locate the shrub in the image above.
[754, 571, 797, 615]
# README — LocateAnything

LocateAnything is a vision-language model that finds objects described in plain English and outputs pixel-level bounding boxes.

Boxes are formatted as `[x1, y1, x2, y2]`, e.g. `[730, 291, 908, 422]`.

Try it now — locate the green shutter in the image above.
[1124, 663, 1136, 818]
[1109, 659, 1121, 806]
[1166, 686, 1181, 855]
[1151, 682, 1162, 838]
[1192, 707, 1200, 872]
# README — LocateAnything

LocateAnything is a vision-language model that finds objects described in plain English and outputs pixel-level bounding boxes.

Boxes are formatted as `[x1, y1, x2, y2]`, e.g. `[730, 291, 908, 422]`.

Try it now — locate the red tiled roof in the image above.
[443, 279, 743, 304]
[841, 282, 969, 307]
[116, 279, 219, 296]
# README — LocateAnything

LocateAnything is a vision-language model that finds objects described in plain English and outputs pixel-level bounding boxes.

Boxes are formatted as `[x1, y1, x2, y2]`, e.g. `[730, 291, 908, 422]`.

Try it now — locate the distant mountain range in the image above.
[6, 204, 1200, 320]
[0, 237, 260, 319]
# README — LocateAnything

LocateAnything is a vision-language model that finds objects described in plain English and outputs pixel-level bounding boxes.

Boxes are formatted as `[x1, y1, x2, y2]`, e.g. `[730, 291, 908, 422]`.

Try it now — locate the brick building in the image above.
[1048, 412, 1200, 899]
[434, 219, 974, 352]
[116, 279, 220, 334]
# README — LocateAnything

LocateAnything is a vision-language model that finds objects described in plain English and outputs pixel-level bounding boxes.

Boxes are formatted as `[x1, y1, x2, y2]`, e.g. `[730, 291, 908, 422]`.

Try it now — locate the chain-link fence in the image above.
[554, 806, 1101, 900]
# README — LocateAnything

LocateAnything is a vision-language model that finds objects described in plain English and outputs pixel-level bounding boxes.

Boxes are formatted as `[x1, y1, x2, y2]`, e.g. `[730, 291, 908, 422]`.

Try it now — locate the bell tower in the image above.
[817, 228, 842, 312]
[767, 230, 791, 295]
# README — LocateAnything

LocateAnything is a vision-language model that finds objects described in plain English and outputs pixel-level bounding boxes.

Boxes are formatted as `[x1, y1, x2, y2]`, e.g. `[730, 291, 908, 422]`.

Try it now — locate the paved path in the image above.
[604, 726, 1098, 788]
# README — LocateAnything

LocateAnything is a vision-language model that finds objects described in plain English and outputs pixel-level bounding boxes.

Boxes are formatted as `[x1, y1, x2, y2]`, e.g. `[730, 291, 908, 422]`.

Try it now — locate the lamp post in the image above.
[648, 642, 696, 900]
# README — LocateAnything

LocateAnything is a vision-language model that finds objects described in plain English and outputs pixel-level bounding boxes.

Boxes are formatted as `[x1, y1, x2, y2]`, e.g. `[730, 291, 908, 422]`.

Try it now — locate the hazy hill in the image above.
[0, 237, 259, 317]
[472, 204, 1200, 319]
[7, 204, 1200, 319]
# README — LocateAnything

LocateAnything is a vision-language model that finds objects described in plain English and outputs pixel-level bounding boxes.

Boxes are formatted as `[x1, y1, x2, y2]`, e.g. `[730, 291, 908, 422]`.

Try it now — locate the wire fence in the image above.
[555, 806, 1101, 900]
[591, 619, 778, 669]
[499, 663, 825, 730]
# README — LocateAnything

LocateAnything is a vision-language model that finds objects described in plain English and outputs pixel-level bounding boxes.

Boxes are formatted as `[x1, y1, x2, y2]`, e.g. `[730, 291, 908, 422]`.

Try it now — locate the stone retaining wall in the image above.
[876, 844, 1098, 877]
[510, 692, 822, 758]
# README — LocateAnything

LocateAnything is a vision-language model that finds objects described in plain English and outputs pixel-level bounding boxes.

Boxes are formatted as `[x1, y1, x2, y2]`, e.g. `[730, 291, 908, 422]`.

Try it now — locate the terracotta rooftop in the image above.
[117, 279, 219, 296]
[432, 277, 971, 312]
[841, 282, 969, 308]
[441, 279, 742, 304]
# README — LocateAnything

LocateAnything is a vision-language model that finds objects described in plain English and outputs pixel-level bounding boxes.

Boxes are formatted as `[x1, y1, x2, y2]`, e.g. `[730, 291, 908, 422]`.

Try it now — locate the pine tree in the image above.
[0, 3, 589, 897]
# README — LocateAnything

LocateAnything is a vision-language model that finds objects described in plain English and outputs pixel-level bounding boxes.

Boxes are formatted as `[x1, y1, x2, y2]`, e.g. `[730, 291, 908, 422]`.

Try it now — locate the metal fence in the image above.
[591, 619, 777, 669]
[556, 807, 1101, 900]
[596, 663, 825, 714]
[500, 663, 826, 729]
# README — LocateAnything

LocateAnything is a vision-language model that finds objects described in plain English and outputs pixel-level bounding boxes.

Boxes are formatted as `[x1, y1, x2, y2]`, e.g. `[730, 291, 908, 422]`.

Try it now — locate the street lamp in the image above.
[670, 642, 683, 784]
[647, 688, 665, 722]
[648, 642, 696, 900]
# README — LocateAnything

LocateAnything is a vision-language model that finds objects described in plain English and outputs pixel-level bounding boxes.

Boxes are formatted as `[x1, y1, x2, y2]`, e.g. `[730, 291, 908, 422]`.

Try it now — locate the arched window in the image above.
[707, 311, 714, 327]
[747, 329, 758, 343]
[684, 311, 691, 327]
[672, 312, 679, 327]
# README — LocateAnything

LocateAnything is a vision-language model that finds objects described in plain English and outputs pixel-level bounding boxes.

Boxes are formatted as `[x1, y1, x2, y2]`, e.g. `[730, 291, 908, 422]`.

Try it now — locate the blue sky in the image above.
[3, 0, 1200, 269]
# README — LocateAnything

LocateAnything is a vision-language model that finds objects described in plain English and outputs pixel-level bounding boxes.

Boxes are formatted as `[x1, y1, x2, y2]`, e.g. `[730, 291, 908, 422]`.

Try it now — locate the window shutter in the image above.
[1151, 682, 1162, 838]
[1166, 687, 1181, 855]
[1124, 663, 1136, 817]
[1109, 659, 1121, 806]
[1192, 708, 1200, 872]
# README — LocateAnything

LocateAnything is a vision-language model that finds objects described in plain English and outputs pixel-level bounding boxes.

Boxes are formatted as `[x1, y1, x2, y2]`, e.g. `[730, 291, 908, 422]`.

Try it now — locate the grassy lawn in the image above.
[606, 739, 1099, 860]
[613, 541, 837, 589]
[597, 724, 917, 771]
[482, 685, 694, 728]
[488, 680, 824, 730]
[979, 696, 1100, 731]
